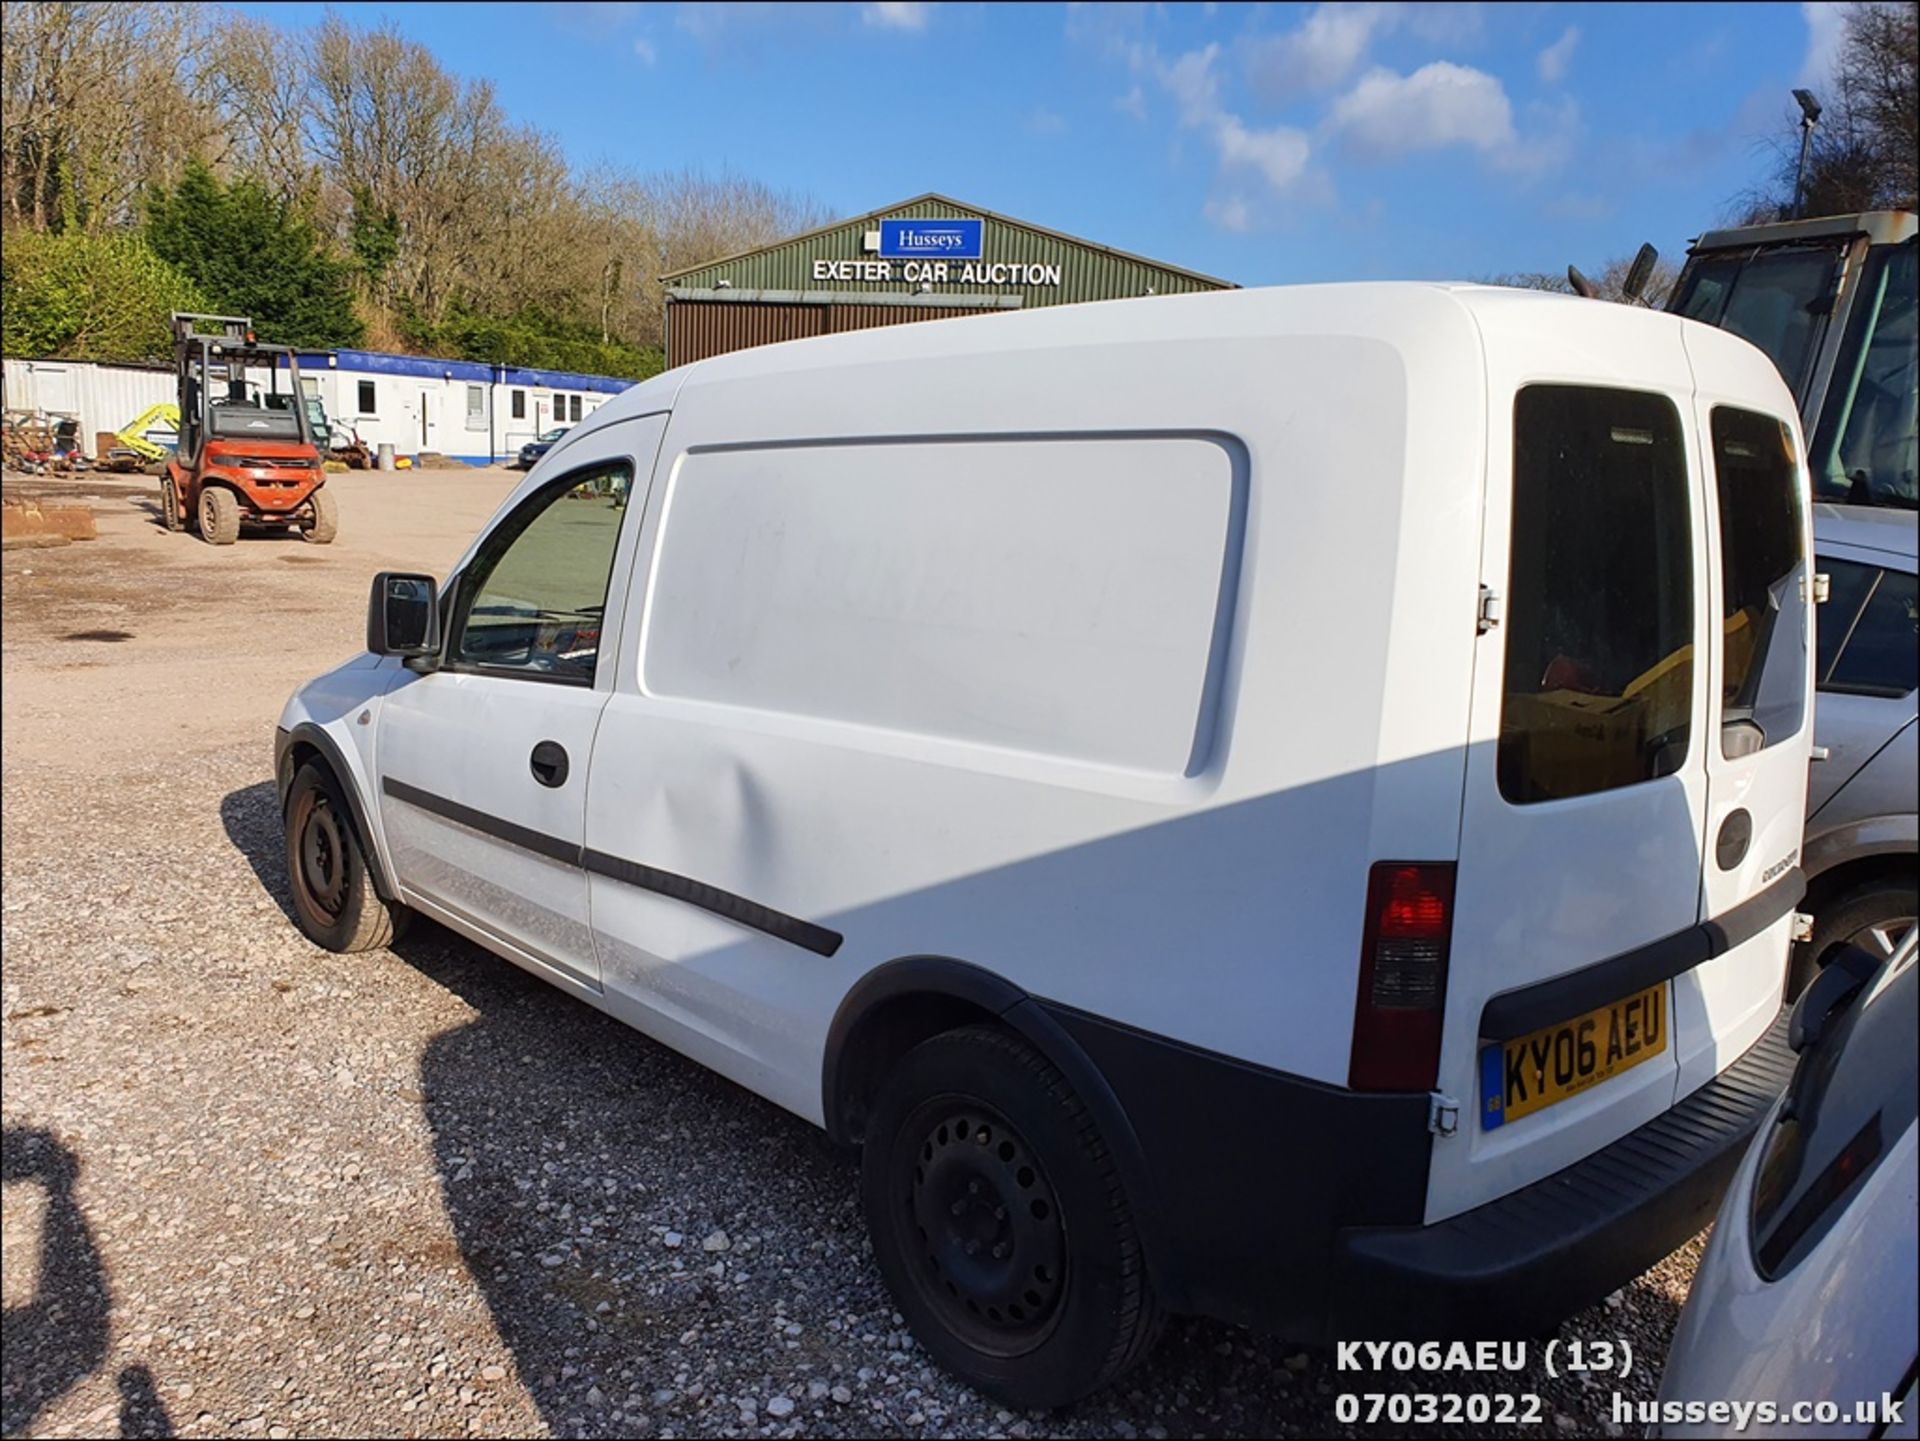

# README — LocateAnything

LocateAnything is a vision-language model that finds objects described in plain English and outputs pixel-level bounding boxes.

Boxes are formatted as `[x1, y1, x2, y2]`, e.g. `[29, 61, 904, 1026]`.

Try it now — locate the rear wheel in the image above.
[198, 485, 240, 545]
[283, 761, 407, 952]
[302, 486, 338, 545]
[860, 1025, 1163, 1409]
[160, 475, 183, 531]
[1791, 879, 1918, 997]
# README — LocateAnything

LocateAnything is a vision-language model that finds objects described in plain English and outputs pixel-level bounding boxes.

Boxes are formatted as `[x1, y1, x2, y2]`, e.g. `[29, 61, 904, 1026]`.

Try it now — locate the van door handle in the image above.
[529, 740, 570, 788]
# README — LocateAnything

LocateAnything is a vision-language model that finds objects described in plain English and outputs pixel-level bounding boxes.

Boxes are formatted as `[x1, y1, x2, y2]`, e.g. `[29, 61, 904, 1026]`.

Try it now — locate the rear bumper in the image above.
[1332, 1010, 1794, 1338]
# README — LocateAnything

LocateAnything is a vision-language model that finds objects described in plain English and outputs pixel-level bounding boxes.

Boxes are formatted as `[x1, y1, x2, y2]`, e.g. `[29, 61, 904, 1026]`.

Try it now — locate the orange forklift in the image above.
[161, 313, 336, 545]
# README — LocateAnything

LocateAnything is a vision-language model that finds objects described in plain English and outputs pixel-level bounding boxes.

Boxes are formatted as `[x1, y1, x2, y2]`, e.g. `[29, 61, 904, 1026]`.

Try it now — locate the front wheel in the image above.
[198, 485, 240, 545]
[160, 474, 183, 531]
[302, 485, 338, 544]
[283, 761, 407, 952]
[860, 1025, 1163, 1409]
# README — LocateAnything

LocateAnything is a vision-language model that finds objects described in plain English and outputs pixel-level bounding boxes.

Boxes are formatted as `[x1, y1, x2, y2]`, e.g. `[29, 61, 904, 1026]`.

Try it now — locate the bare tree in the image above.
[1736, 1, 1917, 223]
[1480, 254, 1678, 308]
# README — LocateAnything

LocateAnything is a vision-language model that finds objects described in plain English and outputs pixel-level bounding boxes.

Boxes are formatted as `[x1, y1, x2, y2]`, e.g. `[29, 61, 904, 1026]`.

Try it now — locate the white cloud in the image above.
[1162, 43, 1225, 126]
[1205, 194, 1253, 232]
[1327, 61, 1517, 159]
[1244, 2, 1396, 103]
[632, 36, 657, 65]
[1155, 44, 1315, 196]
[863, 1, 932, 31]
[1536, 25, 1578, 85]
[1798, 0, 1845, 87]
[1115, 84, 1148, 121]
[1213, 116, 1312, 190]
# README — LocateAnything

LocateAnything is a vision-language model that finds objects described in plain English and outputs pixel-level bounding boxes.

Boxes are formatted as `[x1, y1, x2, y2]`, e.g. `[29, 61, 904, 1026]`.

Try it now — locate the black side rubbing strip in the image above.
[584, 849, 843, 957]
[380, 777, 843, 958]
[1480, 868, 1806, 1042]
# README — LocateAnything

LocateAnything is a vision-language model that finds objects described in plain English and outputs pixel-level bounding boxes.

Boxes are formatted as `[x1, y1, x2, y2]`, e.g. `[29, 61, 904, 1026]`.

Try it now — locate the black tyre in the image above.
[860, 1025, 1163, 1409]
[283, 761, 407, 952]
[198, 485, 240, 545]
[302, 485, 338, 544]
[1790, 878, 1918, 998]
[160, 476, 183, 531]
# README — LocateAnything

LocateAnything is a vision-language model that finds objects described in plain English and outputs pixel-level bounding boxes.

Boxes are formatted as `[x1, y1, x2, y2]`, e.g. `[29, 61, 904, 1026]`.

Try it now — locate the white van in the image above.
[276, 284, 1815, 1407]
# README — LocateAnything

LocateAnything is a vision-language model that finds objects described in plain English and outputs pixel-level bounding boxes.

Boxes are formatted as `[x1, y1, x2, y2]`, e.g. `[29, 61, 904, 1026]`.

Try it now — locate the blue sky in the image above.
[237, 2, 1840, 286]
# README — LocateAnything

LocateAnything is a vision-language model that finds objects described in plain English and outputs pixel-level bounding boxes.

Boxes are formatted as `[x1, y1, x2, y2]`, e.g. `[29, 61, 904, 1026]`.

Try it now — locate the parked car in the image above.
[515, 426, 569, 468]
[1653, 926, 1916, 1439]
[1795, 504, 1918, 996]
[276, 284, 1813, 1407]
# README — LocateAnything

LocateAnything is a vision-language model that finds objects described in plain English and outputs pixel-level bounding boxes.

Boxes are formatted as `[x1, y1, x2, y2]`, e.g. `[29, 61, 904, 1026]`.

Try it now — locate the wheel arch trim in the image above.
[821, 955, 1187, 1309]
[275, 722, 398, 902]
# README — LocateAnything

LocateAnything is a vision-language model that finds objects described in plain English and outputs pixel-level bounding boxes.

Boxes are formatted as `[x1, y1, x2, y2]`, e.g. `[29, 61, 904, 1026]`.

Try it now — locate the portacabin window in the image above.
[1498, 385, 1695, 804]
[466, 384, 485, 430]
[570, 394, 583, 422]
[511, 389, 526, 420]
[357, 379, 377, 414]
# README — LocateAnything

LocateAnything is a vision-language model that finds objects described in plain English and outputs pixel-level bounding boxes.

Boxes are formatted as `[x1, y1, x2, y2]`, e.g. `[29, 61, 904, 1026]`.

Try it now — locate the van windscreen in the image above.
[1712, 407, 1809, 756]
[1498, 386, 1695, 805]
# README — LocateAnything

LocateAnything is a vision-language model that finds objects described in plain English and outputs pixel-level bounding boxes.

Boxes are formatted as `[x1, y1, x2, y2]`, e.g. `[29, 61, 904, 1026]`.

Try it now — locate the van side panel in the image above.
[584, 289, 1489, 1122]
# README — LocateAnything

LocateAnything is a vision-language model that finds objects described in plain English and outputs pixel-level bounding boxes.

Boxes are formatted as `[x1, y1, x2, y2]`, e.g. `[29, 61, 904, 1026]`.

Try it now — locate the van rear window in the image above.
[1712, 408, 1809, 755]
[1499, 386, 1695, 805]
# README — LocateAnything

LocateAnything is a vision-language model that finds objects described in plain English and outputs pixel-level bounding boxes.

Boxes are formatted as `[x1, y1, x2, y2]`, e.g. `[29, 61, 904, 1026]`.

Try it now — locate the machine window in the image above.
[1499, 386, 1695, 804]
[1809, 238, 1918, 507]
[1712, 408, 1809, 756]
[450, 464, 630, 684]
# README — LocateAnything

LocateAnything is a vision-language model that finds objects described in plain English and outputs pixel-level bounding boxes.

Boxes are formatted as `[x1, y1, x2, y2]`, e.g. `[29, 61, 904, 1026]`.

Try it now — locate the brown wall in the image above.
[667, 300, 998, 367]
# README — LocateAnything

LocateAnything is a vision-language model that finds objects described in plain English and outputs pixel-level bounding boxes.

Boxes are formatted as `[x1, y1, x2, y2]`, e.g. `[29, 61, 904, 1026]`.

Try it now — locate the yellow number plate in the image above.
[1479, 984, 1667, 1130]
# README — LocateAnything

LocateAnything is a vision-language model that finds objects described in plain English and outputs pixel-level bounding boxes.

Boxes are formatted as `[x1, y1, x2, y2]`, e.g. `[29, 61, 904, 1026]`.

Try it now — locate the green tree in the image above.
[146, 158, 362, 347]
[1, 228, 204, 361]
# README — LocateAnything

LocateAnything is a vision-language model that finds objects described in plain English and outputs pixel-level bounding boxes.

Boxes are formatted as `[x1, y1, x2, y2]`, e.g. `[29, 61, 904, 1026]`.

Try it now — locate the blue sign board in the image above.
[878, 218, 984, 260]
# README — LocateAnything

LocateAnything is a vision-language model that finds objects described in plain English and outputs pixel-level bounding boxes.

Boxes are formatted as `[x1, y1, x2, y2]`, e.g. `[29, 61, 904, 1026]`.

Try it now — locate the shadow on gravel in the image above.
[1, 1127, 177, 1440]
[220, 782, 299, 926]
[387, 916, 856, 1438]
[211, 776, 1685, 1437]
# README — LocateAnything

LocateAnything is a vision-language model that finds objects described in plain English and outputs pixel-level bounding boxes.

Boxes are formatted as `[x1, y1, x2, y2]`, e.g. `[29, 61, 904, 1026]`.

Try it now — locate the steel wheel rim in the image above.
[294, 793, 347, 920]
[896, 1096, 1066, 1357]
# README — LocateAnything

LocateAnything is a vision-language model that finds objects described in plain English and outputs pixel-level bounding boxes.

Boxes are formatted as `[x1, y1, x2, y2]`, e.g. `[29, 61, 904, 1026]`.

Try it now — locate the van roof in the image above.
[598, 281, 1713, 427]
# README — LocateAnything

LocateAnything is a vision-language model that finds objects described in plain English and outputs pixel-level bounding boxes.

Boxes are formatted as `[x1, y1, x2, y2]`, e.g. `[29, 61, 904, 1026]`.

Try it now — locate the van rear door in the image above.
[1673, 324, 1813, 1099]
[1428, 307, 1713, 1223]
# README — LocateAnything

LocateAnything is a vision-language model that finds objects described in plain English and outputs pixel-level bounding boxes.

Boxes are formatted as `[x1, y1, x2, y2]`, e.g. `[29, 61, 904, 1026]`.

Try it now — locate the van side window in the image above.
[447, 464, 629, 685]
[1499, 386, 1695, 805]
[1712, 408, 1809, 756]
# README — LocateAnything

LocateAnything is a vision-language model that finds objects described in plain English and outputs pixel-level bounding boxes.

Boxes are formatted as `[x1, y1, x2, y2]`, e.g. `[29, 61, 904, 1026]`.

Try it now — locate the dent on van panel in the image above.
[639, 435, 1243, 775]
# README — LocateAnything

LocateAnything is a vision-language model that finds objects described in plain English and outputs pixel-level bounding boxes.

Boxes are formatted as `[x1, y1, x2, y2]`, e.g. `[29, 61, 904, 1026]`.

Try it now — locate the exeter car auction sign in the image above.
[807, 216, 1065, 289]
[878, 219, 983, 259]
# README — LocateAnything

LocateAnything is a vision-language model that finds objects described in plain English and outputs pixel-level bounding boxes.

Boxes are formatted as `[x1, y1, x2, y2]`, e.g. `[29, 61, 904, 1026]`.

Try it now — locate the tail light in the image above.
[1349, 861, 1456, 1092]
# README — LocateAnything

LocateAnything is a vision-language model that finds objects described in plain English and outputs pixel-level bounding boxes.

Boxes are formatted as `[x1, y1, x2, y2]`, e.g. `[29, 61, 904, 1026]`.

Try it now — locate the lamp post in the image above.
[1790, 88, 1822, 220]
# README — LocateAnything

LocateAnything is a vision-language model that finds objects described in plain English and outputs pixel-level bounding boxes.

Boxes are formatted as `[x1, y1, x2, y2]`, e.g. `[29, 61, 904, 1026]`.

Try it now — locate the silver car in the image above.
[1795, 504, 1918, 996]
[1652, 927, 1917, 1439]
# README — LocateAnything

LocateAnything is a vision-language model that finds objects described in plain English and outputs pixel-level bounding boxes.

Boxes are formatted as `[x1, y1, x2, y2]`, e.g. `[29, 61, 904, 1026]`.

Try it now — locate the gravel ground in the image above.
[4, 471, 1695, 1439]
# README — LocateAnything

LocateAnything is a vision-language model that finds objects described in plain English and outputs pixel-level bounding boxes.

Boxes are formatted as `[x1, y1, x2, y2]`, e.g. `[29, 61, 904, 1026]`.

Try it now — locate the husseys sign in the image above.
[807, 217, 1064, 288]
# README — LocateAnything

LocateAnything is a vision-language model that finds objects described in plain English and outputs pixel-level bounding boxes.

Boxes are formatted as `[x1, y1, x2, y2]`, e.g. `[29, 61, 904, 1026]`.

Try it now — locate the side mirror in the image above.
[1567, 264, 1600, 299]
[1622, 242, 1660, 304]
[1787, 942, 1879, 1054]
[367, 571, 440, 657]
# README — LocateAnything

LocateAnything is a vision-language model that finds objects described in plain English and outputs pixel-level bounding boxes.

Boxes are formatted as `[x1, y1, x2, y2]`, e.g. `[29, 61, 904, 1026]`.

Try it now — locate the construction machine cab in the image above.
[1665, 212, 1917, 508]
